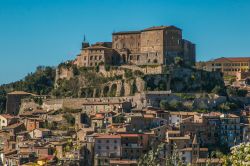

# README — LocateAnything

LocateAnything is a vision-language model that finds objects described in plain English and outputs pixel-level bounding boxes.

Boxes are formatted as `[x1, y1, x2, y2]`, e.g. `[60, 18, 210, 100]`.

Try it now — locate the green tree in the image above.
[0, 89, 6, 113]
[160, 100, 170, 110]
[138, 143, 184, 166]
[174, 56, 183, 66]
[222, 143, 250, 166]
[63, 113, 75, 126]
[212, 85, 226, 96]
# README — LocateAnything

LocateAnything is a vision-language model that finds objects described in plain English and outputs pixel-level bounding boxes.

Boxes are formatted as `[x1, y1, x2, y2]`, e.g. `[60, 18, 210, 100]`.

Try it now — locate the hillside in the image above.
[0, 66, 56, 112]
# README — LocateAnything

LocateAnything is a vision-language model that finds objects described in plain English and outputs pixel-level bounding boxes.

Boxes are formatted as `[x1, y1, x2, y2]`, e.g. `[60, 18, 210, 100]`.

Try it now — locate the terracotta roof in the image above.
[34, 128, 51, 132]
[120, 134, 142, 137]
[180, 147, 208, 152]
[4, 150, 17, 156]
[213, 57, 250, 62]
[143, 114, 155, 118]
[81, 101, 125, 105]
[166, 135, 190, 140]
[196, 158, 223, 163]
[96, 134, 121, 139]
[92, 117, 104, 120]
[0, 114, 15, 119]
[8, 91, 34, 95]
[170, 112, 197, 116]
[109, 159, 137, 164]
[4, 122, 23, 129]
[220, 113, 239, 118]
[38, 155, 54, 161]
[203, 112, 222, 117]
[167, 130, 180, 134]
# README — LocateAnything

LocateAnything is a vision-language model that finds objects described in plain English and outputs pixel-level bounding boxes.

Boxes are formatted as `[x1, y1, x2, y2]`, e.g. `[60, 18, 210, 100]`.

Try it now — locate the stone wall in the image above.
[42, 99, 64, 111]
[120, 65, 163, 75]
[140, 29, 164, 64]
[56, 67, 74, 80]
[19, 99, 40, 114]
[112, 32, 141, 53]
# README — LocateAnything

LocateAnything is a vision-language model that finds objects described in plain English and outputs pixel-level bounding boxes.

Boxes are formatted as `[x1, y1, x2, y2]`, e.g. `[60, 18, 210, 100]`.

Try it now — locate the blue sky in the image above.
[0, 0, 250, 84]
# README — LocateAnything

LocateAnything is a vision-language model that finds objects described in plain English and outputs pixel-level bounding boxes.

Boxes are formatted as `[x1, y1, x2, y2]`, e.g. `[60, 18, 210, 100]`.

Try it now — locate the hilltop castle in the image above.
[75, 25, 196, 67]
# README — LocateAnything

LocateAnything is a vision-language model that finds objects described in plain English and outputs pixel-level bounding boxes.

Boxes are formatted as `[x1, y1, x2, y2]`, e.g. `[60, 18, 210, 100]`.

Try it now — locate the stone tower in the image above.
[191, 134, 199, 163]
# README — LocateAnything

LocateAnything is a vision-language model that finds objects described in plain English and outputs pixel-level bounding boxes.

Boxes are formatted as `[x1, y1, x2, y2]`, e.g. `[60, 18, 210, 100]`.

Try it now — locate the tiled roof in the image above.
[167, 130, 180, 134]
[96, 134, 121, 139]
[170, 112, 198, 116]
[203, 112, 222, 117]
[143, 25, 181, 31]
[180, 147, 208, 152]
[166, 135, 190, 140]
[120, 134, 142, 137]
[109, 159, 137, 164]
[84, 45, 113, 50]
[8, 91, 34, 95]
[0, 114, 14, 119]
[196, 158, 223, 163]
[4, 122, 23, 129]
[112, 31, 141, 35]
[213, 57, 250, 62]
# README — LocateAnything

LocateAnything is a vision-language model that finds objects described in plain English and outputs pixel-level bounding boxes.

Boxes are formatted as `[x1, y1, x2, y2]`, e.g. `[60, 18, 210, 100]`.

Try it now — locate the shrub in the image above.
[63, 113, 75, 126]
[227, 87, 248, 97]
[212, 85, 226, 96]
[105, 64, 111, 71]
[124, 69, 133, 79]
[134, 70, 144, 77]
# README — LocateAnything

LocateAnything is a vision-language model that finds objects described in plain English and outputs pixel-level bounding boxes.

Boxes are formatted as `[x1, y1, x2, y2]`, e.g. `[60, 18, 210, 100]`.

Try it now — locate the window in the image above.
[114, 140, 117, 143]
[106, 146, 109, 149]
[99, 56, 102, 60]
[98, 140, 101, 143]
[137, 55, 140, 61]
[114, 146, 117, 149]
[106, 140, 110, 143]
[98, 146, 101, 149]
[90, 56, 93, 60]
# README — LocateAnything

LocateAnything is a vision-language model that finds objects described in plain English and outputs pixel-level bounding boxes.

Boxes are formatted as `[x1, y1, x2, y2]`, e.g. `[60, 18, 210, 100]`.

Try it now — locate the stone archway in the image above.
[110, 84, 117, 97]
[95, 88, 101, 97]
[103, 86, 109, 97]
[122, 54, 126, 63]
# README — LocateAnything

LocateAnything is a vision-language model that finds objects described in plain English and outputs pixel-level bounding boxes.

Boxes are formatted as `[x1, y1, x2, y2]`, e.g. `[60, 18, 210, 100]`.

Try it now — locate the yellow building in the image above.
[202, 57, 250, 77]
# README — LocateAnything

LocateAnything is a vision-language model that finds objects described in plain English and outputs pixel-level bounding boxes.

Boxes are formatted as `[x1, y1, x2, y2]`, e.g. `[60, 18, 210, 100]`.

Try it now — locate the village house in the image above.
[29, 128, 51, 139]
[0, 114, 17, 129]
[120, 134, 150, 160]
[199, 57, 250, 77]
[94, 134, 121, 166]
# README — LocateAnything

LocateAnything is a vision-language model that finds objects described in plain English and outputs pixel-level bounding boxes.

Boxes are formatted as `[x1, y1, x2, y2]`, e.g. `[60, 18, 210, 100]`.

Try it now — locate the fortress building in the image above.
[75, 25, 196, 67]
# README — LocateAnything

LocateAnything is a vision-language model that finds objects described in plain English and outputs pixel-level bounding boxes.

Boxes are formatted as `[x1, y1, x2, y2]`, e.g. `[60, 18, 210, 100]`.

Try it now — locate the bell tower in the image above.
[191, 134, 199, 163]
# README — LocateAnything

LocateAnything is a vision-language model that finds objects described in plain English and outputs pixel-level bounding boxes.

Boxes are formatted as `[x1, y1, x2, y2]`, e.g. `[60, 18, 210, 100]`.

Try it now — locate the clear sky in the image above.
[0, 0, 250, 84]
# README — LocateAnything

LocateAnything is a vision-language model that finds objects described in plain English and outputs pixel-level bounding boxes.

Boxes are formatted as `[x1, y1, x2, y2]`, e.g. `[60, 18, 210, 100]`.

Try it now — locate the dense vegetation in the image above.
[0, 66, 56, 112]
[139, 142, 250, 166]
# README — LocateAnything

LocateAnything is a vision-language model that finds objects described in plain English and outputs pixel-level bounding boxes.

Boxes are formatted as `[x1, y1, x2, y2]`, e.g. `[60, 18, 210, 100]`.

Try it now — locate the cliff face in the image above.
[54, 64, 224, 98]
[170, 67, 224, 92]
